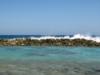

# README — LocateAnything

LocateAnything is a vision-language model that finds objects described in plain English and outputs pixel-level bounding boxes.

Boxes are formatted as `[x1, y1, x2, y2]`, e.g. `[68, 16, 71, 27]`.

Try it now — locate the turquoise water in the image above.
[0, 46, 100, 62]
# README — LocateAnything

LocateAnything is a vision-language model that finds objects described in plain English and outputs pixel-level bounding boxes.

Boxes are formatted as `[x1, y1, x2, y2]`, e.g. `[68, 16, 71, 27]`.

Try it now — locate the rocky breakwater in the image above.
[0, 34, 100, 47]
[0, 39, 100, 47]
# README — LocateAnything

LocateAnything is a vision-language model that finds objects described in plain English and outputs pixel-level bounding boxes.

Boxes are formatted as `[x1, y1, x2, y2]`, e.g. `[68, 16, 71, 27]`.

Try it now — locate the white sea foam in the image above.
[71, 34, 100, 43]
[30, 34, 100, 43]
[7, 34, 100, 43]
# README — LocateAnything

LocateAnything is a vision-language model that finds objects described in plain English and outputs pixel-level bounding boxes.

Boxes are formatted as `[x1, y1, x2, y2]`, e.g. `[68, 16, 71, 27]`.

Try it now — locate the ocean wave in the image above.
[29, 34, 100, 43]
[6, 34, 100, 43]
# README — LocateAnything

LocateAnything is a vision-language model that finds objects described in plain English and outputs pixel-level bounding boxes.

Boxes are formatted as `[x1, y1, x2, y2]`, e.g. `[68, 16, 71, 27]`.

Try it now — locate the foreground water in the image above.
[0, 46, 100, 75]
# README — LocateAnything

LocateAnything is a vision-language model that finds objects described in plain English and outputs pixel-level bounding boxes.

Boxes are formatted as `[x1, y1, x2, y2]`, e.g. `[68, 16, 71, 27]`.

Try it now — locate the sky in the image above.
[0, 0, 100, 35]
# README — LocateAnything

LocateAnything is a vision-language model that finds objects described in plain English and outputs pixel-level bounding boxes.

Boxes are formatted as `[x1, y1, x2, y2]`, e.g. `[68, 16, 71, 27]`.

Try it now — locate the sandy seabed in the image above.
[0, 61, 100, 75]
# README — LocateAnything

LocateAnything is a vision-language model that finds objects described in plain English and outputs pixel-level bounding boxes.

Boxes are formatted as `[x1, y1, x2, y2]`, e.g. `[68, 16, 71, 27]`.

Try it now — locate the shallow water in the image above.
[0, 46, 100, 62]
[0, 46, 100, 75]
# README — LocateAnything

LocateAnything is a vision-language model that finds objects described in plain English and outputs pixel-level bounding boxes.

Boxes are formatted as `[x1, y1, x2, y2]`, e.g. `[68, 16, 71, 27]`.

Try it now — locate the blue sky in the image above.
[0, 0, 100, 35]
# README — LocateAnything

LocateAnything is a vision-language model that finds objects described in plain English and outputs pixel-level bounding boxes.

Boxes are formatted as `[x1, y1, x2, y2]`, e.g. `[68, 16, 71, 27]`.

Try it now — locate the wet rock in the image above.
[94, 69, 100, 72]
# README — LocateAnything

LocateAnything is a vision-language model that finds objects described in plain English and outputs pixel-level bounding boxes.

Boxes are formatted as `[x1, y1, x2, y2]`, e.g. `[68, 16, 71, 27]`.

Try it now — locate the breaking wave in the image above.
[29, 34, 100, 43]
[2, 34, 100, 43]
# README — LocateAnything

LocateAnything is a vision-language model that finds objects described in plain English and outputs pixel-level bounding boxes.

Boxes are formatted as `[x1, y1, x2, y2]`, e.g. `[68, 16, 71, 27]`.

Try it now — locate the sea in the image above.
[0, 34, 100, 75]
